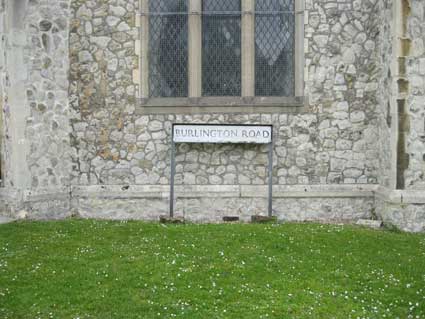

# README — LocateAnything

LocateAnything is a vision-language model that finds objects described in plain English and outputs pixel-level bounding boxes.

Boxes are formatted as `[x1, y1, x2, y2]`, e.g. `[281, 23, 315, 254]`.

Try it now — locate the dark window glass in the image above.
[149, 0, 188, 97]
[147, 0, 296, 99]
[255, 0, 295, 96]
[202, 0, 241, 96]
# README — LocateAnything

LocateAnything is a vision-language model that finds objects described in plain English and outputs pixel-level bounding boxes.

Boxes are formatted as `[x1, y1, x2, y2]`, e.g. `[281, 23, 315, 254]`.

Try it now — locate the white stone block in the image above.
[356, 219, 383, 229]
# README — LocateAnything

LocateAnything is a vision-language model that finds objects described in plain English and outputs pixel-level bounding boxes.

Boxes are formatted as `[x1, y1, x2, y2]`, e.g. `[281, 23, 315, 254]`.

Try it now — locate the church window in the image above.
[139, 0, 303, 104]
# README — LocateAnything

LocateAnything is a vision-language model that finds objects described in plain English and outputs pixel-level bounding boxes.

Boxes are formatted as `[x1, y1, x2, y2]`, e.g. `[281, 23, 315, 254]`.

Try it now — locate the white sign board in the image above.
[173, 124, 272, 144]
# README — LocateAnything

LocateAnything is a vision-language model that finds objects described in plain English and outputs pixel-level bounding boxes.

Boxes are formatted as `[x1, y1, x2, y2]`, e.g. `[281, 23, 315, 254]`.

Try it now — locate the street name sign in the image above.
[173, 124, 272, 144]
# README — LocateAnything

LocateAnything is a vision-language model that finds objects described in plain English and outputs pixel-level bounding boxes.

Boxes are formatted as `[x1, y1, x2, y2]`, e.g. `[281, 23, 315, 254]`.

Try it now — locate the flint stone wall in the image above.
[0, 0, 424, 232]
[69, 0, 381, 189]
[373, 0, 425, 233]
[376, 198, 425, 233]
[0, 0, 73, 217]
[25, 0, 74, 191]
[22, 0, 73, 216]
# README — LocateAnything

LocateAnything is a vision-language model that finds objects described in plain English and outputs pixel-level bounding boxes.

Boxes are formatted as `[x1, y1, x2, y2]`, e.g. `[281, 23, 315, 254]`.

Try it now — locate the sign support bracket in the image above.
[267, 141, 273, 217]
[169, 124, 273, 218]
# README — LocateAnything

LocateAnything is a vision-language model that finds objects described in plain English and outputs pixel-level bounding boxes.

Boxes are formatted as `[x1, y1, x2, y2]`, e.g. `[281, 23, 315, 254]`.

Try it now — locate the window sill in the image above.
[136, 96, 307, 114]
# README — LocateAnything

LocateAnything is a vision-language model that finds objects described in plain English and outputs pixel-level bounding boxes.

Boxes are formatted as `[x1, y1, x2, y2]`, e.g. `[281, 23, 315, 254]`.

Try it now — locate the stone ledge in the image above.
[0, 188, 22, 201]
[13, 185, 418, 206]
[72, 185, 170, 199]
[242, 184, 377, 198]
[375, 186, 425, 204]
[71, 184, 378, 200]
[21, 184, 425, 210]
[71, 185, 240, 199]
[23, 188, 71, 202]
[174, 185, 240, 198]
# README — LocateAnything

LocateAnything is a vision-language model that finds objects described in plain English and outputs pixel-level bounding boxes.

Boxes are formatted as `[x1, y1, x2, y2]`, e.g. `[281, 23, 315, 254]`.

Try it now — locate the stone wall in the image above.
[303, 0, 380, 185]
[0, 0, 11, 190]
[382, 0, 425, 233]
[0, 0, 23, 215]
[65, 0, 383, 220]
[72, 184, 374, 223]
[25, 0, 74, 192]
[0, 0, 5, 184]
[0, 0, 423, 230]
[376, 197, 425, 233]
[23, 0, 74, 216]
[405, 0, 425, 190]
[0, 0, 73, 218]
[77, 197, 374, 223]
[374, 0, 425, 233]
[69, 0, 381, 188]
[0, 1, 6, 212]
[376, 0, 395, 189]
[69, 0, 140, 185]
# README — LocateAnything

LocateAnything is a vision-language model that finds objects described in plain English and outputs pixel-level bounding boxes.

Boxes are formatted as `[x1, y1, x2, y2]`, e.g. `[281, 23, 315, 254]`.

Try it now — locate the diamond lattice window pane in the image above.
[149, 0, 188, 98]
[202, 0, 241, 96]
[255, 0, 295, 96]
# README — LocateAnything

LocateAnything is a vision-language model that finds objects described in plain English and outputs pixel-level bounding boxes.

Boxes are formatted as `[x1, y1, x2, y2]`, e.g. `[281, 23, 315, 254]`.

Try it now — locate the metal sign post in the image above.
[169, 123, 274, 218]
[169, 138, 176, 218]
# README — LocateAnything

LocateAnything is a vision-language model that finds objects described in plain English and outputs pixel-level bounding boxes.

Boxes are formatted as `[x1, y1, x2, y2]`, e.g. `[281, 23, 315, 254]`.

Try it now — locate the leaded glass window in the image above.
[255, 0, 295, 96]
[141, 0, 298, 100]
[202, 0, 241, 96]
[148, 0, 188, 98]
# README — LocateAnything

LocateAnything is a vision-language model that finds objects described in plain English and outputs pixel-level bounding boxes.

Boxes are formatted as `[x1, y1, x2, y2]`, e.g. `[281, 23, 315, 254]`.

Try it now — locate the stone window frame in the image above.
[136, 0, 306, 113]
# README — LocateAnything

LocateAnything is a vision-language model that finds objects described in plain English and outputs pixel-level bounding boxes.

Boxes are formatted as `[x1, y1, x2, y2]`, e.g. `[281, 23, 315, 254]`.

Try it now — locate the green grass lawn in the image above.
[0, 220, 424, 318]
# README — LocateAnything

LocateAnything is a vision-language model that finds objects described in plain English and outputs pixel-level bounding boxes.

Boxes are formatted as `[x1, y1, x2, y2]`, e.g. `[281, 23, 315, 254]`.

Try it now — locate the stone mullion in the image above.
[241, 0, 255, 98]
[140, 0, 149, 99]
[295, 0, 305, 97]
[188, 0, 202, 98]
